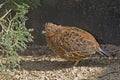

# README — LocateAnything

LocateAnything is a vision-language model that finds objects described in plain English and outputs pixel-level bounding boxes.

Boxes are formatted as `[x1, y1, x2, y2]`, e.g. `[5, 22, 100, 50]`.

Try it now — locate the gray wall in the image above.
[26, 0, 120, 45]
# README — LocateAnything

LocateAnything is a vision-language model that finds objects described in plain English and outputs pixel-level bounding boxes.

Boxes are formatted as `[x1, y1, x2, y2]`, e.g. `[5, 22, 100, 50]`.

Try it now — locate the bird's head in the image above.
[42, 23, 61, 38]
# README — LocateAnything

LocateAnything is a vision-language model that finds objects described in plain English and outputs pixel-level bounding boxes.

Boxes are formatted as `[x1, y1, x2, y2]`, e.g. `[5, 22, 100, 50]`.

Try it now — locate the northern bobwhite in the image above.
[42, 23, 111, 65]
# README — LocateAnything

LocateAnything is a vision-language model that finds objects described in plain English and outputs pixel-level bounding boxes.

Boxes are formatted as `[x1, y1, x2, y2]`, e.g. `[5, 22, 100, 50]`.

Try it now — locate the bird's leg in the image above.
[74, 60, 80, 66]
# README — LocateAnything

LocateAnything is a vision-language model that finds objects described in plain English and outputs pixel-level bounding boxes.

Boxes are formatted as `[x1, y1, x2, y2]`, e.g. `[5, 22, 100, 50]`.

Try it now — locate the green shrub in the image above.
[0, 0, 41, 79]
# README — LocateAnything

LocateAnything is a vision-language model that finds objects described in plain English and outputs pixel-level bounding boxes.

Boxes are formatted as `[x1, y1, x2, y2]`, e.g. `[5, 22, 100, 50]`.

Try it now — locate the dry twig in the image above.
[0, 9, 11, 20]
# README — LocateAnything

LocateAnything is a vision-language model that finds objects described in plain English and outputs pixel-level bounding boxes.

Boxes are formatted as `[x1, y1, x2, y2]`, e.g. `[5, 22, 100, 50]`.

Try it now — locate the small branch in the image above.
[7, 17, 14, 32]
[0, 49, 8, 53]
[0, 3, 5, 9]
[0, 0, 9, 9]
[0, 22, 7, 32]
[0, 46, 7, 54]
[0, 9, 11, 20]
[0, 9, 13, 32]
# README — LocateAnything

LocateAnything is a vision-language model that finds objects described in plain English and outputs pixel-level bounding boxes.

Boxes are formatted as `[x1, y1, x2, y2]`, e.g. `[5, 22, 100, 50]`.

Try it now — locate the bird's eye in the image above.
[47, 29, 51, 32]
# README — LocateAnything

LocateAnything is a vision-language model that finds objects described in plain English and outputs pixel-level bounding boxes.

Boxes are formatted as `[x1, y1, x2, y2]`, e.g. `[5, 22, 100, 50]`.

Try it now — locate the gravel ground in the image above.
[0, 44, 120, 80]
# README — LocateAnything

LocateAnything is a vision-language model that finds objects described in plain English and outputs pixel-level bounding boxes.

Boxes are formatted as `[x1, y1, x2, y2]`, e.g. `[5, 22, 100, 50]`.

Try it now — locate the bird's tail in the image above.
[97, 48, 111, 57]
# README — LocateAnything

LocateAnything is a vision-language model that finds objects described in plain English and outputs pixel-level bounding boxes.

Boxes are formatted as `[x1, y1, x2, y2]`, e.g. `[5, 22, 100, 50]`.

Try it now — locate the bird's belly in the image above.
[51, 45, 92, 61]
[47, 38, 96, 62]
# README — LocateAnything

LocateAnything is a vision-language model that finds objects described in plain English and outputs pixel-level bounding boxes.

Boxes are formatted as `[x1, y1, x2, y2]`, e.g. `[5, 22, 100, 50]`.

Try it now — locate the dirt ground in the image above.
[0, 44, 119, 80]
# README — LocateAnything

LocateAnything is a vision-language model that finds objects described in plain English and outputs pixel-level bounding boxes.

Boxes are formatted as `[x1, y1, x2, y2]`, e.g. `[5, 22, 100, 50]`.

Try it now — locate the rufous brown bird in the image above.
[42, 23, 111, 65]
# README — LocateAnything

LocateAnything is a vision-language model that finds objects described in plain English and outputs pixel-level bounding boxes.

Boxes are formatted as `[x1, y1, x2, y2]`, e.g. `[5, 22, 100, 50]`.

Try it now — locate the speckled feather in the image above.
[43, 23, 111, 64]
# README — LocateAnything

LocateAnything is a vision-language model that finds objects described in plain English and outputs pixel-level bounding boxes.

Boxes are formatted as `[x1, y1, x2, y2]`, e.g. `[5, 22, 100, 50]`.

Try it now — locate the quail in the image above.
[42, 23, 111, 65]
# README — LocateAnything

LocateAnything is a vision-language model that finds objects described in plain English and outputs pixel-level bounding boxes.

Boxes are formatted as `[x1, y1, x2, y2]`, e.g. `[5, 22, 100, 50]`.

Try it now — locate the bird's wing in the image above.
[58, 27, 97, 56]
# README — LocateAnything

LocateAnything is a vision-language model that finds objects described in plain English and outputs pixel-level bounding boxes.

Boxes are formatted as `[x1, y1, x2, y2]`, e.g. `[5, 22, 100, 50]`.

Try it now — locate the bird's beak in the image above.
[42, 30, 46, 34]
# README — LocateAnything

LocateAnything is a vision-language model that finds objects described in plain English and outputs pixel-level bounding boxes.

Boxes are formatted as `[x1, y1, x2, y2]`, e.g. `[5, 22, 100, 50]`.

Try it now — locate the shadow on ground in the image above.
[20, 58, 119, 71]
